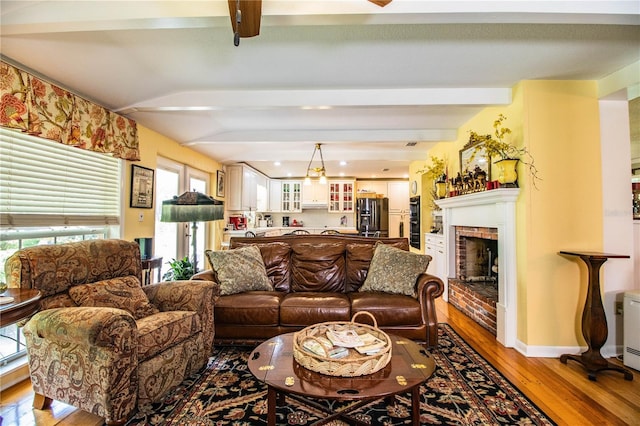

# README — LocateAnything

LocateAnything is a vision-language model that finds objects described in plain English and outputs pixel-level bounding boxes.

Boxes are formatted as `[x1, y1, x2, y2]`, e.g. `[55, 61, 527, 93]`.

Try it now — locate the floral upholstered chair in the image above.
[4, 239, 218, 425]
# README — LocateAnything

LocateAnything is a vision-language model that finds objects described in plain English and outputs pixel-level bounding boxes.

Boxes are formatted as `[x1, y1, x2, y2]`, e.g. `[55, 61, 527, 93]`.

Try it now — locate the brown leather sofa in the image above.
[193, 234, 445, 348]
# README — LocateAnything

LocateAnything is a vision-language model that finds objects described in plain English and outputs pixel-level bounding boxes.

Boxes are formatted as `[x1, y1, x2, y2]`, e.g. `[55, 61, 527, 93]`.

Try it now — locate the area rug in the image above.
[126, 324, 555, 425]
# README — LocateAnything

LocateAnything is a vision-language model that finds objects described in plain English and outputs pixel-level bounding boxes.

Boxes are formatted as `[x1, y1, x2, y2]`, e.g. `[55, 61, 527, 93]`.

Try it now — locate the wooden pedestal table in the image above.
[559, 250, 633, 381]
[248, 332, 436, 426]
[0, 288, 41, 327]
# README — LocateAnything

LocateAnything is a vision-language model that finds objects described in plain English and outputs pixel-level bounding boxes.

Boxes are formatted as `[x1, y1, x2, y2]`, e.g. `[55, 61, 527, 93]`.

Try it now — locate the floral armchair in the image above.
[4, 239, 218, 425]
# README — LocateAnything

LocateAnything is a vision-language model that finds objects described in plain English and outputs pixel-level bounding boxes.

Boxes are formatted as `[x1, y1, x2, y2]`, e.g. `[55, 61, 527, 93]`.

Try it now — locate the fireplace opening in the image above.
[448, 226, 499, 336]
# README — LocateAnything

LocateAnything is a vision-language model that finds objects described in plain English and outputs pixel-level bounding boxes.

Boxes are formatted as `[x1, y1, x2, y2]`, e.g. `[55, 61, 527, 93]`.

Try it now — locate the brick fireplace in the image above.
[435, 188, 519, 347]
[449, 226, 499, 335]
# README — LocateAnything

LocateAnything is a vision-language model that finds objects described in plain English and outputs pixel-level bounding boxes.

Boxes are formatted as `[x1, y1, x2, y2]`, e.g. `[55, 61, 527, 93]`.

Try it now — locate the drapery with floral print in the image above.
[0, 61, 139, 161]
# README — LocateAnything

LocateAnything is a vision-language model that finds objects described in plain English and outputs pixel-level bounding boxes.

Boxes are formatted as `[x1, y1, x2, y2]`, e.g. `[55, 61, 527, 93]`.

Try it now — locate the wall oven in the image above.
[409, 196, 421, 249]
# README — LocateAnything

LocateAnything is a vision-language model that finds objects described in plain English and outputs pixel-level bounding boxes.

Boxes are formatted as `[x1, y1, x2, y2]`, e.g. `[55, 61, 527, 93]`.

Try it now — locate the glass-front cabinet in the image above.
[281, 180, 302, 212]
[329, 180, 354, 212]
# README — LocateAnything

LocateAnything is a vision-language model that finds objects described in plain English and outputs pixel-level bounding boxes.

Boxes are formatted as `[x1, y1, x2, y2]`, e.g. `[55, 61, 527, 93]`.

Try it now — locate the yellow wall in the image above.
[122, 125, 225, 251]
[414, 80, 604, 347]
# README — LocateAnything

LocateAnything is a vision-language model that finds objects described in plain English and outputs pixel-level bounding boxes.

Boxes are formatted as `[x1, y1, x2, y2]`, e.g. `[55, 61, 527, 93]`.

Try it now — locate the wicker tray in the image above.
[293, 311, 392, 377]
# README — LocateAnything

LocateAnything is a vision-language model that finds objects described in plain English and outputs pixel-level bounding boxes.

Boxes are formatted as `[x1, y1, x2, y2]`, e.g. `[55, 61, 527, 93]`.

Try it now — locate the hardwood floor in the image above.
[1, 298, 639, 425]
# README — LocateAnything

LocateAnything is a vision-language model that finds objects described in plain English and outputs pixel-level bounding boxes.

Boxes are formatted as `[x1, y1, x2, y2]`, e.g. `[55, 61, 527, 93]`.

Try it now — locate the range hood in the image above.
[301, 203, 328, 210]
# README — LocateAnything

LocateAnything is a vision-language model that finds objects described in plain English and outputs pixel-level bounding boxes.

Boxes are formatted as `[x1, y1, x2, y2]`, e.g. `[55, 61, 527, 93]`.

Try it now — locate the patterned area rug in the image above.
[127, 324, 555, 425]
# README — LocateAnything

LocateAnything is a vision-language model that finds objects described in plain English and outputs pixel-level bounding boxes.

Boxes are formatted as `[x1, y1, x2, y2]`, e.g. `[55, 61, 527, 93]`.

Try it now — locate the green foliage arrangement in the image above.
[162, 256, 195, 281]
[470, 114, 541, 187]
[418, 155, 448, 182]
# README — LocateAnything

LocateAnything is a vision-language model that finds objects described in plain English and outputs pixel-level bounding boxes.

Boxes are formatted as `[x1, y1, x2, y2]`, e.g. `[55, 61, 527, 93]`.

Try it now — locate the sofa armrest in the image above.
[24, 307, 137, 349]
[191, 269, 216, 283]
[416, 273, 445, 348]
[143, 280, 219, 355]
[143, 280, 219, 312]
[22, 307, 138, 423]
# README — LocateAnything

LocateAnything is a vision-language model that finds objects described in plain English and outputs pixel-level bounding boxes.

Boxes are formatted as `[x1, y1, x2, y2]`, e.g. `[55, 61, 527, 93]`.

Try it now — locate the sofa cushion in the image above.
[69, 275, 159, 319]
[231, 241, 291, 292]
[206, 245, 274, 296]
[215, 291, 284, 326]
[136, 311, 201, 361]
[349, 292, 423, 327]
[359, 243, 430, 297]
[291, 242, 346, 292]
[345, 241, 413, 292]
[280, 292, 351, 326]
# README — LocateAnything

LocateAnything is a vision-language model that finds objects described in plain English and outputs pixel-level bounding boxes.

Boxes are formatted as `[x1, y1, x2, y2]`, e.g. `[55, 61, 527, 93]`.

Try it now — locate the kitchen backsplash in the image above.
[238, 210, 355, 229]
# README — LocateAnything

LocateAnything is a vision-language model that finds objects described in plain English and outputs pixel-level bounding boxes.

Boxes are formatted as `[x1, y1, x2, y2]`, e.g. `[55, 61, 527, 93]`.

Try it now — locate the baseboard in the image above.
[514, 339, 587, 358]
[514, 340, 623, 359]
[0, 358, 29, 391]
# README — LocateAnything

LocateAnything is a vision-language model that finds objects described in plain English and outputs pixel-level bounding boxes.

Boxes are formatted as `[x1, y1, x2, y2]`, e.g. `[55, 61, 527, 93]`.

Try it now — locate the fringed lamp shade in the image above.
[161, 191, 224, 223]
[160, 191, 224, 273]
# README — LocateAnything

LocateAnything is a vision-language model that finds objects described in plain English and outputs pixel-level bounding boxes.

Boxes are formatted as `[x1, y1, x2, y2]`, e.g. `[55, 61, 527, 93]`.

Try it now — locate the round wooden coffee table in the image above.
[0, 288, 41, 327]
[248, 332, 436, 426]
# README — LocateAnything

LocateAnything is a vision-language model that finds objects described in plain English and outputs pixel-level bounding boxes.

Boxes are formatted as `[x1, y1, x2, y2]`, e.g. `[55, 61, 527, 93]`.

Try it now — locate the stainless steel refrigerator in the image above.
[356, 197, 389, 237]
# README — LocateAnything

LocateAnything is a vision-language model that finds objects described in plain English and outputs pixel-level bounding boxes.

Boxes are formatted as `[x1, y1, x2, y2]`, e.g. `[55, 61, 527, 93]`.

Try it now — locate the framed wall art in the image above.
[130, 165, 155, 209]
[216, 170, 225, 198]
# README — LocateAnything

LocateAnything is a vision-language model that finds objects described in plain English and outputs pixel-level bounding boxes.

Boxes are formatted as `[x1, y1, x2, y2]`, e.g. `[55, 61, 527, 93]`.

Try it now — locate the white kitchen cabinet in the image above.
[267, 179, 282, 212]
[226, 164, 257, 211]
[424, 233, 446, 282]
[302, 181, 328, 206]
[256, 174, 268, 212]
[281, 180, 302, 212]
[389, 212, 410, 238]
[387, 181, 409, 213]
[328, 180, 355, 213]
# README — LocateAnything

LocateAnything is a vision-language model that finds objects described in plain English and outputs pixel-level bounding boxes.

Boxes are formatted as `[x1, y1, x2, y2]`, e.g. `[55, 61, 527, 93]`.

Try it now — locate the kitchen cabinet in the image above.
[256, 174, 268, 212]
[328, 180, 355, 213]
[281, 180, 302, 212]
[424, 233, 446, 282]
[227, 164, 258, 211]
[387, 181, 409, 213]
[388, 181, 410, 238]
[302, 181, 328, 206]
[389, 211, 409, 238]
[267, 179, 282, 212]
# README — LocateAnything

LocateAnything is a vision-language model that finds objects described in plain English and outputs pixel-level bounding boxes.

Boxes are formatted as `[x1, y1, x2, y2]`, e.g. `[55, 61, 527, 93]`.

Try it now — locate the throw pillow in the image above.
[359, 242, 430, 297]
[206, 245, 274, 296]
[69, 275, 159, 319]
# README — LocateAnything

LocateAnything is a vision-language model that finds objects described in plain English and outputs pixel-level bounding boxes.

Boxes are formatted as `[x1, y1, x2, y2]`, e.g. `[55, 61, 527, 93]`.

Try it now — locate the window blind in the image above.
[0, 128, 121, 227]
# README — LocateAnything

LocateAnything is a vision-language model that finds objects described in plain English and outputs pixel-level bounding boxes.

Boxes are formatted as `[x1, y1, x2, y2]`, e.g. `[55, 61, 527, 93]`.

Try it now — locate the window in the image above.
[0, 128, 121, 370]
[154, 157, 209, 276]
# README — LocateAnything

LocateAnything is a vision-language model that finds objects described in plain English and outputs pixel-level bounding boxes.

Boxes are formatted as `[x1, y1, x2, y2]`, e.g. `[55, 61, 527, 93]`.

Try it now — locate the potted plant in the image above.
[162, 256, 195, 281]
[418, 155, 448, 199]
[470, 114, 540, 188]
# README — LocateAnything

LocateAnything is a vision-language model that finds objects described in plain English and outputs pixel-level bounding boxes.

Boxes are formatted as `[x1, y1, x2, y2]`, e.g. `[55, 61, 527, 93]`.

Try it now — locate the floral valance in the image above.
[0, 61, 139, 161]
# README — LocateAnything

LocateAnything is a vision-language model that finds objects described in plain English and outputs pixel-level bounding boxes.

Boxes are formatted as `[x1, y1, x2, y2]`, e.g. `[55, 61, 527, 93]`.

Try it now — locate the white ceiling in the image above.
[1, 1, 639, 179]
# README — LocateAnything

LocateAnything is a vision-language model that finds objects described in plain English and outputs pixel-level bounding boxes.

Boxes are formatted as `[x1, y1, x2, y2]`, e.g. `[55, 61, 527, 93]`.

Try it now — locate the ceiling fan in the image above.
[228, 0, 393, 46]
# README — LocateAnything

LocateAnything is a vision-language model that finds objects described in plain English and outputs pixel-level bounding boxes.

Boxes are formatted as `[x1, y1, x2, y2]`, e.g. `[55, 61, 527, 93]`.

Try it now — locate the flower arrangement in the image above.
[470, 114, 541, 188]
[418, 155, 447, 182]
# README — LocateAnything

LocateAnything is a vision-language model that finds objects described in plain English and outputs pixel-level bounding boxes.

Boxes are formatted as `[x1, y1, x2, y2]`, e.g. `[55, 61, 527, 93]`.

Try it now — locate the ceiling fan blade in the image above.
[368, 0, 393, 6]
[228, 0, 262, 38]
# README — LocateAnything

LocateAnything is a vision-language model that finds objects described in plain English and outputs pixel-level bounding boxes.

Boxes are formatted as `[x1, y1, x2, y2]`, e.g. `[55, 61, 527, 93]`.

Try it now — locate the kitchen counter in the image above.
[224, 226, 358, 237]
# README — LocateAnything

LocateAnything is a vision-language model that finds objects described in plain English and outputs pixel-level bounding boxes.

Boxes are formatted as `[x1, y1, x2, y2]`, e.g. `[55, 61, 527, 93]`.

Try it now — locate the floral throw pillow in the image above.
[206, 245, 274, 296]
[359, 242, 430, 298]
[69, 275, 159, 319]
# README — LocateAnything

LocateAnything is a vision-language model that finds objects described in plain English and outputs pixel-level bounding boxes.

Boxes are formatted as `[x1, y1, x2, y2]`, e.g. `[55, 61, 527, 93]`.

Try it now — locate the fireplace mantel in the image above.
[435, 188, 520, 347]
[435, 188, 520, 209]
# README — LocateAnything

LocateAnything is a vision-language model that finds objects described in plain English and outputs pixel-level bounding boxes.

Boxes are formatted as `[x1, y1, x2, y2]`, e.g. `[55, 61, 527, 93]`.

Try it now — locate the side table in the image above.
[559, 250, 633, 381]
[0, 288, 41, 327]
[141, 256, 163, 285]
